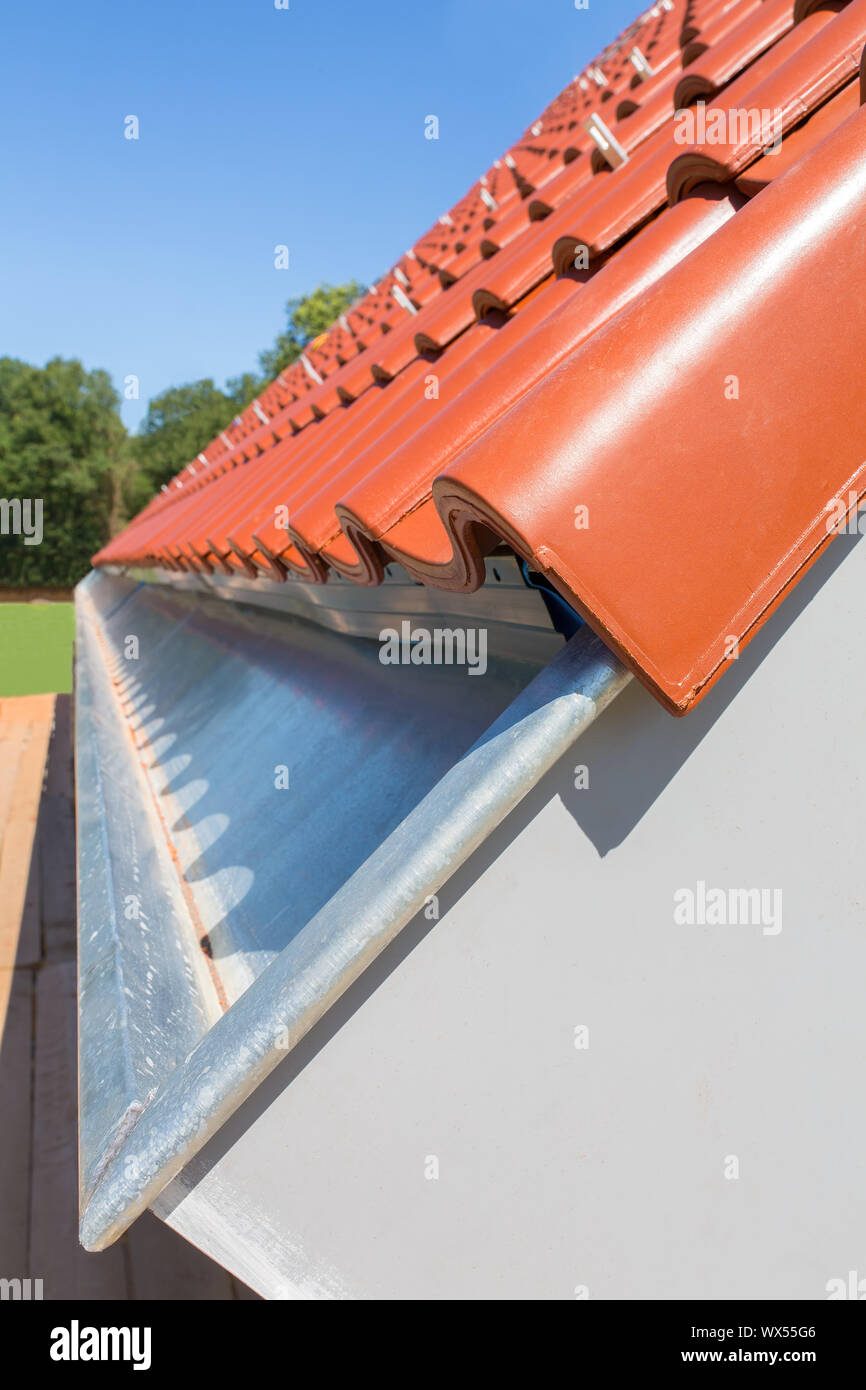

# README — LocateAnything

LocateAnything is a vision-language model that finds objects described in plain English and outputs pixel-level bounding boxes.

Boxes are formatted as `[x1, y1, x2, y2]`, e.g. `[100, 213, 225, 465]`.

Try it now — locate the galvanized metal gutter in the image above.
[76, 578, 222, 1206]
[77, 582, 630, 1250]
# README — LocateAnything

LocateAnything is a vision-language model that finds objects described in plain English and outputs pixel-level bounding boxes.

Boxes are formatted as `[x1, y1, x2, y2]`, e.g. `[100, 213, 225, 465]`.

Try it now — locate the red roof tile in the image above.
[95, 0, 866, 713]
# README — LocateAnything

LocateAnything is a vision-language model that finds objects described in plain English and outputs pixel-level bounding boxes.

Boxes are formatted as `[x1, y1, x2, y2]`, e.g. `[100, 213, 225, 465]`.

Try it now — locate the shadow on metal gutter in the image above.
[76, 569, 630, 1251]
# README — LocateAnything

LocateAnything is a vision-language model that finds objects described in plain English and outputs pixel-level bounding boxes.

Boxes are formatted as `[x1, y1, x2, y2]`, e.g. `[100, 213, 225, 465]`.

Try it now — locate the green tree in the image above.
[258, 280, 366, 379]
[128, 281, 366, 503]
[0, 282, 369, 586]
[0, 356, 127, 587]
[130, 378, 241, 501]
[125, 373, 264, 509]
[225, 372, 261, 410]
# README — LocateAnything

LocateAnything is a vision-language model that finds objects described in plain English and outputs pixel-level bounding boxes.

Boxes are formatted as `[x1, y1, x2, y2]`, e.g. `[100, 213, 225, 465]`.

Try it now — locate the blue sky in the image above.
[1, 0, 639, 431]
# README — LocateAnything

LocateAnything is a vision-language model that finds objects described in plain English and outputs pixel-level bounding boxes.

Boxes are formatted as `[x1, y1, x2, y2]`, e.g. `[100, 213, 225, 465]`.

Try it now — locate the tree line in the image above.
[0, 282, 364, 588]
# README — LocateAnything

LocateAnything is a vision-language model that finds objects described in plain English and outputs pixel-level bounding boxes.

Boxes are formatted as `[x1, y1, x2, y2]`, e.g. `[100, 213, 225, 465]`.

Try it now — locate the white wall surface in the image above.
[154, 528, 866, 1300]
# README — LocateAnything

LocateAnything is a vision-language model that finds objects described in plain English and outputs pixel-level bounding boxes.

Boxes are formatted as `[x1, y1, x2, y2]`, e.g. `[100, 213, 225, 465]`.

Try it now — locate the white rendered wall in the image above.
[154, 528, 866, 1300]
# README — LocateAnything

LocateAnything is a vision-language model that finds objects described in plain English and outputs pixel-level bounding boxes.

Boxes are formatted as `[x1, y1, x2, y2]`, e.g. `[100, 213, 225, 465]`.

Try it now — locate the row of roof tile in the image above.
[96, 0, 866, 712]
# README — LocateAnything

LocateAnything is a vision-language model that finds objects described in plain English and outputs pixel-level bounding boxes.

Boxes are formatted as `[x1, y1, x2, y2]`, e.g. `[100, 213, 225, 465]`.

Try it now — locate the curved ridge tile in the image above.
[434, 105, 866, 712]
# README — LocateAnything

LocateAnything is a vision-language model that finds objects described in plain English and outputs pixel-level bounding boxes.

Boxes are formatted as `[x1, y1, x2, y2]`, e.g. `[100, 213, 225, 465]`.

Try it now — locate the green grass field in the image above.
[0, 602, 74, 696]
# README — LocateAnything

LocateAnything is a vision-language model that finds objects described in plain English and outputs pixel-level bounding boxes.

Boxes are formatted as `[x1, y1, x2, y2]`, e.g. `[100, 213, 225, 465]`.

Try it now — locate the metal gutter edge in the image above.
[75, 576, 223, 1206]
[79, 626, 631, 1251]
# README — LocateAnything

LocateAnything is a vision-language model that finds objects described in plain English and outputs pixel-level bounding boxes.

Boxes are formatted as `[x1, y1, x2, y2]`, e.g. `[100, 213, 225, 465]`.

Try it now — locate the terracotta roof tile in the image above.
[96, 0, 866, 713]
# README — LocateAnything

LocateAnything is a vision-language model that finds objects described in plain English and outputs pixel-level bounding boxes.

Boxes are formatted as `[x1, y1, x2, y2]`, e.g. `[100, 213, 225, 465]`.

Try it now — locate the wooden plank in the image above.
[0, 966, 34, 1274]
[39, 794, 75, 962]
[30, 958, 129, 1299]
[40, 695, 75, 962]
[0, 695, 54, 972]
[18, 825, 42, 970]
[43, 694, 73, 800]
[0, 736, 23, 834]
